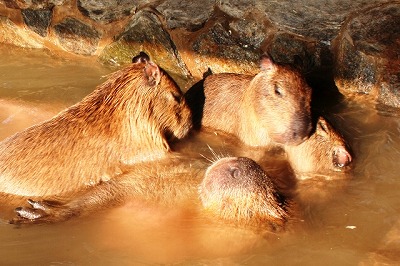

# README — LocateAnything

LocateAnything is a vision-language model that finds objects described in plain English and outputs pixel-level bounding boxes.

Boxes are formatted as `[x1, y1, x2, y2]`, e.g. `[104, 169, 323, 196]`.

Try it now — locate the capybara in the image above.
[199, 157, 288, 228]
[185, 55, 313, 146]
[12, 156, 288, 231]
[0, 52, 192, 197]
[284, 117, 352, 176]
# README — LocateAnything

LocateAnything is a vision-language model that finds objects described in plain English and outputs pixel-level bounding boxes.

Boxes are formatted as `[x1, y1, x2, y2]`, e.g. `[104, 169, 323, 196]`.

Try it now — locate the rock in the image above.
[333, 2, 400, 108]
[77, 0, 137, 24]
[190, 15, 261, 77]
[21, 9, 52, 37]
[2, 0, 65, 9]
[54, 17, 101, 55]
[156, 0, 214, 31]
[99, 10, 192, 89]
[0, 16, 43, 48]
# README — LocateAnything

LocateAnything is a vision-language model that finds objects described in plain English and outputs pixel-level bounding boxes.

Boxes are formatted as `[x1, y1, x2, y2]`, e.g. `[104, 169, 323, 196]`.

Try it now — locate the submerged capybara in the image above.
[199, 157, 288, 228]
[185, 55, 312, 146]
[12, 156, 289, 231]
[284, 117, 352, 176]
[0, 52, 192, 197]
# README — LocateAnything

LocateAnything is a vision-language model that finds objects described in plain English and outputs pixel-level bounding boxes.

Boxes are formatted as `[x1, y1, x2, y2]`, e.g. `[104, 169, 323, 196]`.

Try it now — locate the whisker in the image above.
[199, 153, 214, 163]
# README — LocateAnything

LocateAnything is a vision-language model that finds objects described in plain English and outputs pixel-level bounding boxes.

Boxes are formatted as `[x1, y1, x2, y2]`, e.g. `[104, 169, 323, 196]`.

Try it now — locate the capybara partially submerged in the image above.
[0, 52, 192, 197]
[284, 117, 352, 176]
[185, 55, 313, 146]
[199, 157, 288, 228]
[12, 157, 288, 230]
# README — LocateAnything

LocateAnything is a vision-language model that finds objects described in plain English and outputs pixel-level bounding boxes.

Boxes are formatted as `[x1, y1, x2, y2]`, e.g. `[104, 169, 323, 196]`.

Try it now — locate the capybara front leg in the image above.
[11, 199, 73, 224]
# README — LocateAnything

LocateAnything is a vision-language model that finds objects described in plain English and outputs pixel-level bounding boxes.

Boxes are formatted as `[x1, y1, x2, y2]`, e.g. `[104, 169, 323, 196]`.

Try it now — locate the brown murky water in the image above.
[0, 44, 399, 265]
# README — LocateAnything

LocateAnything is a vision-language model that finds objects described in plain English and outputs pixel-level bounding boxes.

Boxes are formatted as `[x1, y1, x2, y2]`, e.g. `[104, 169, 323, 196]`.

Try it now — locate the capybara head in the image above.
[199, 157, 288, 229]
[285, 117, 353, 176]
[104, 52, 192, 143]
[247, 56, 312, 145]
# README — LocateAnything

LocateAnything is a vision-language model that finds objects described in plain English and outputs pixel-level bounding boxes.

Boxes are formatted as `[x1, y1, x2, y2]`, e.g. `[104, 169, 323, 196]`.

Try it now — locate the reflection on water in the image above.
[0, 44, 399, 264]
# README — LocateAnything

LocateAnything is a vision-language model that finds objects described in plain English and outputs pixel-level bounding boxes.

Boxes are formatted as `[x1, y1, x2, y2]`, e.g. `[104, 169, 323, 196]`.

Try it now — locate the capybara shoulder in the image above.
[188, 55, 312, 147]
[0, 52, 192, 197]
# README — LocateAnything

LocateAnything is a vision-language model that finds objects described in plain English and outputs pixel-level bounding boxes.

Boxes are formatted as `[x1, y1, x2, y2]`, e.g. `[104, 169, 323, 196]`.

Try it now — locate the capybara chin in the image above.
[12, 157, 289, 231]
[0, 52, 192, 197]
[199, 157, 288, 229]
[284, 117, 352, 177]
[186, 55, 312, 147]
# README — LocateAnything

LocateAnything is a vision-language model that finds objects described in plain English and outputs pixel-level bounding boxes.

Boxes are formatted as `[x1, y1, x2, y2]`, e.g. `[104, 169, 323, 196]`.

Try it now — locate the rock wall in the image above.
[0, 0, 398, 107]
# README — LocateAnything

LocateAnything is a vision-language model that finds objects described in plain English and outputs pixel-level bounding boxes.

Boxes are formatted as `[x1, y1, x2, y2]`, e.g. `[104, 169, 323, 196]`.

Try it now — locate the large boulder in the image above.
[333, 2, 400, 108]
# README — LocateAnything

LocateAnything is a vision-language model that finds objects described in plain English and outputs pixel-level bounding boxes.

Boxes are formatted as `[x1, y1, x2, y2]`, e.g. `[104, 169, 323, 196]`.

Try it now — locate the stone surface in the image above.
[99, 10, 192, 89]
[333, 2, 400, 108]
[21, 9, 52, 37]
[54, 17, 101, 55]
[156, 0, 214, 31]
[0, 16, 43, 48]
[1, 0, 65, 9]
[77, 0, 137, 24]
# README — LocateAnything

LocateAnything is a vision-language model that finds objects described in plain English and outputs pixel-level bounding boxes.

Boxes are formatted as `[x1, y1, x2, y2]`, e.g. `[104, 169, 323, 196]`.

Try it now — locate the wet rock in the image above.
[2, 0, 65, 9]
[54, 17, 101, 55]
[156, 0, 215, 31]
[255, 0, 391, 43]
[21, 9, 52, 37]
[333, 2, 400, 108]
[99, 10, 192, 89]
[190, 17, 261, 76]
[0, 16, 43, 48]
[218, 0, 258, 19]
[77, 0, 137, 24]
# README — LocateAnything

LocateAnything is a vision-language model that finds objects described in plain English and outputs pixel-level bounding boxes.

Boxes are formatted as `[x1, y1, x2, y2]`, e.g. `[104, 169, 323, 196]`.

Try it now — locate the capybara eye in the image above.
[316, 119, 329, 137]
[274, 84, 283, 97]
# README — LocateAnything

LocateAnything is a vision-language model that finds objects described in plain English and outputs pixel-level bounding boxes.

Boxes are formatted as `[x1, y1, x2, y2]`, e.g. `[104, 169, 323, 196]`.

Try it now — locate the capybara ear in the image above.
[132, 52, 150, 64]
[144, 62, 161, 86]
[259, 55, 277, 72]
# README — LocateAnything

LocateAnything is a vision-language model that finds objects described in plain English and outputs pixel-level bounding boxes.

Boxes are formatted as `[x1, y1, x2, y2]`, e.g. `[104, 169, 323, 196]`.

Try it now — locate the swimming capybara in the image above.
[199, 157, 288, 229]
[0, 52, 192, 197]
[284, 117, 352, 176]
[12, 156, 288, 231]
[185, 55, 313, 146]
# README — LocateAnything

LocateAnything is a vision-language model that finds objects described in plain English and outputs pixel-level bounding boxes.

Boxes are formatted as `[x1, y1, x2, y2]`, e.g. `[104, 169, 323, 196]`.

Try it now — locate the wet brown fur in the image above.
[0, 59, 192, 197]
[285, 117, 352, 176]
[186, 56, 313, 147]
[12, 157, 289, 231]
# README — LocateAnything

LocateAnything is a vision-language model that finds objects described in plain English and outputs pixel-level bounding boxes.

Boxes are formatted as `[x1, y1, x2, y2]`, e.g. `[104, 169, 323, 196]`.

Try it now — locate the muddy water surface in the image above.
[0, 45, 399, 265]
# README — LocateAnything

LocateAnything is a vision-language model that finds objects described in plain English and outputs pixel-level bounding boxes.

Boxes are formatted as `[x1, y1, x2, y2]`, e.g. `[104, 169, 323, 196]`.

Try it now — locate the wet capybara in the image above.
[185, 55, 312, 146]
[0, 52, 192, 197]
[12, 156, 288, 231]
[199, 157, 288, 228]
[284, 117, 352, 176]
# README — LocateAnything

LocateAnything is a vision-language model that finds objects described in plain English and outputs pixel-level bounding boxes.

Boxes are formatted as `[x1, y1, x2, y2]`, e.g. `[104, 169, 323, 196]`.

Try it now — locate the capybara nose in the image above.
[333, 146, 352, 168]
[285, 120, 312, 145]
